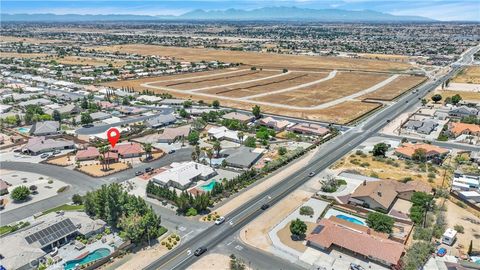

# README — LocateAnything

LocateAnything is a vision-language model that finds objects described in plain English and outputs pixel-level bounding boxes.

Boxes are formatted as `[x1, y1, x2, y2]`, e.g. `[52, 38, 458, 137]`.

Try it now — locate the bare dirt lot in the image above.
[253, 71, 390, 107]
[94, 44, 412, 72]
[427, 89, 480, 102]
[453, 66, 480, 84]
[362, 75, 427, 100]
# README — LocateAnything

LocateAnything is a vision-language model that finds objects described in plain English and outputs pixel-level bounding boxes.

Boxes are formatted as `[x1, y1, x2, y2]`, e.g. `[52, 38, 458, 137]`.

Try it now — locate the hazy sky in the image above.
[2, 1, 479, 21]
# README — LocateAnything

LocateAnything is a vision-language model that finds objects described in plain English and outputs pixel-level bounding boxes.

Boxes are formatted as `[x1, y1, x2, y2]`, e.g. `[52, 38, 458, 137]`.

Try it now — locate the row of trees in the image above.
[83, 183, 163, 243]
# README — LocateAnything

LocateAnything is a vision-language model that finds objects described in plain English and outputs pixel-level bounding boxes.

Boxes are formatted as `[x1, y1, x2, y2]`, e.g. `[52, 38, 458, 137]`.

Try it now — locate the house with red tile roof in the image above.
[307, 216, 404, 267]
[76, 147, 100, 161]
[111, 142, 144, 158]
[448, 122, 480, 138]
[394, 143, 449, 160]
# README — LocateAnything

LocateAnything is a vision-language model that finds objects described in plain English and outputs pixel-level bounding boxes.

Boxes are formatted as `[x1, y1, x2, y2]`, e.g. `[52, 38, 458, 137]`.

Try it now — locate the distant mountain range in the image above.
[1, 7, 435, 22]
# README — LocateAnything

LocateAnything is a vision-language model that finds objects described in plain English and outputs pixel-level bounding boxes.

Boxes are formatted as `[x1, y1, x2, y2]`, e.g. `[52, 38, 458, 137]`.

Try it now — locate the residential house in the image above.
[307, 216, 404, 267]
[19, 98, 52, 108]
[222, 146, 263, 169]
[160, 99, 185, 106]
[145, 114, 176, 128]
[76, 147, 100, 161]
[207, 126, 240, 142]
[258, 116, 293, 131]
[0, 179, 10, 195]
[288, 122, 330, 136]
[448, 106, 479, 119]
[395, 143, 449, 160]
[222, 112, 254, 123]
[29, 121, 60, 136]
[152, 161, 216, 190]
[448, 122, 480, 138]
[22, 137, 75, 155]
[45, 104, 81, 116]
[349, 179, 432, 211]
[111, 142, 144, 158]
[157, 125, 191, 143]
[0, 104, 12, 113]
[404, 119, 438, 135]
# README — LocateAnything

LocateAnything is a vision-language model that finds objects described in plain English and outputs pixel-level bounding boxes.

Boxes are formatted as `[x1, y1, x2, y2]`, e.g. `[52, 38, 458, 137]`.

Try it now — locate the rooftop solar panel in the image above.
[24, 219, 77, 247]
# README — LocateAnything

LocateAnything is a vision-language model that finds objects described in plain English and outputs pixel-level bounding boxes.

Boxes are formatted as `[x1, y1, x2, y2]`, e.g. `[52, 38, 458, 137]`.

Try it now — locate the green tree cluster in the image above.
[366, 212, 394, 233]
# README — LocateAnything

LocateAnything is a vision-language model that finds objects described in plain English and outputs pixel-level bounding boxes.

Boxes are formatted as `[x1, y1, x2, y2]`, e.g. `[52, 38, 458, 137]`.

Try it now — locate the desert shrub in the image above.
[299, 206, 314, 216]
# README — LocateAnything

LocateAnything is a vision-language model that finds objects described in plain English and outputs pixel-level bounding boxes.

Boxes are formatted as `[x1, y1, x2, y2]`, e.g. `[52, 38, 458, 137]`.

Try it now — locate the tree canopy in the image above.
[290, 218, 307, 237]
[366, 212, 394, 233]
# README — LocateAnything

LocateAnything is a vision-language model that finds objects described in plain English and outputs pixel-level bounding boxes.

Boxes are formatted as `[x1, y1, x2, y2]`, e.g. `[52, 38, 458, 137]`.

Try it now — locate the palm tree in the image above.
[213, 141, 221, 157]
[206, 148, 214, 168]
[195, 145, 201, 161]
[143, 143, 152, 160]
[191, 151, 198, 162]
[238, 131, 244, 144]
[99, 146, 110, 171]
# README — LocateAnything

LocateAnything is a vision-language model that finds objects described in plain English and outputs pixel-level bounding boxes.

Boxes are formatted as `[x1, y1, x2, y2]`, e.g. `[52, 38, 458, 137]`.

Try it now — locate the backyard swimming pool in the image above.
[64, 248, 111, 270]
[16, 127, 30, 134]
[200, 181, 216, 192]
[323, 208, 366, 226]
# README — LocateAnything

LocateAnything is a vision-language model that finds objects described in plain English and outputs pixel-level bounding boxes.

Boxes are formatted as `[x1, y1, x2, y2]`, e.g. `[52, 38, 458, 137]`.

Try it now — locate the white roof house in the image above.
[152, 161, 216, 190]
[207, 126, 240, 142]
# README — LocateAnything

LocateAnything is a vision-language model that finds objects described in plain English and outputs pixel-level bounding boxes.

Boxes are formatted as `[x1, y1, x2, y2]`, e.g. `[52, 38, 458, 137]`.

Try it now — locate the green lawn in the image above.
[41, 204, 84, 216]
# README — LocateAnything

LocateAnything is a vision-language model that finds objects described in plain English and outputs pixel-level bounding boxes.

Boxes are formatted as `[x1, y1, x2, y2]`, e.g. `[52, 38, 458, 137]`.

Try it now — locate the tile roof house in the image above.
[152, 161, 216, 190]
[289, 122, 330, 136]
[111, 142, 144, 158]
[222, 112, 254, 123]
[349, 179, 433, 211]
[29, 121, 60, 136]
[307, 217, 404, 267]
[448, 122, 480, 138]
[22, 137, 75, 155]
[395, 143, 449, 160]
[258, 116, 293, 131]
[76, 146, 100, 161]
[157, 125, 191, 143]
[145, 114, 176, 128]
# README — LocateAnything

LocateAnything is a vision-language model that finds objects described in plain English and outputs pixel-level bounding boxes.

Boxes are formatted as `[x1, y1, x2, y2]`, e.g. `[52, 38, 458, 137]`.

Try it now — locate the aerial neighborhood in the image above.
[0, 5, 480, 270]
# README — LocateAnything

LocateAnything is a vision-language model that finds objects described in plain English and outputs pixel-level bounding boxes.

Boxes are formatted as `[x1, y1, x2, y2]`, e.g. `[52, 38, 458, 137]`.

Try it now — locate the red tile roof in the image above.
[111, 142, 144, 157]
[76, 147, 100, 160]
[395, 143, 448, 158]
[307, 217, 404, 266]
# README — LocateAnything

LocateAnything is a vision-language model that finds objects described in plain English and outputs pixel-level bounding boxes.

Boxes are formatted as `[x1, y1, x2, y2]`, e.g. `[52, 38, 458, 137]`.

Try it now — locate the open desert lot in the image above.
[428, 89, 480, 102]
[252, 71, 390, 106]
[361, 75, 427, 100]
[93, 44, 413, 72]
[453, 66, 480, 84]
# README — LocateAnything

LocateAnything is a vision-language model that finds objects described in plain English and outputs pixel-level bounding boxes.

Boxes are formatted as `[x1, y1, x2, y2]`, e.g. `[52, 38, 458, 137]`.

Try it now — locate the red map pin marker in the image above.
[107, 128, 120, 148]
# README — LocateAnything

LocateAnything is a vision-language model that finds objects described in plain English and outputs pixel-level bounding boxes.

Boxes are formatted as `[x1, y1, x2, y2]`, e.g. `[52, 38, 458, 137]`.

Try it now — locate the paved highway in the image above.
[143, 45, 480, 270]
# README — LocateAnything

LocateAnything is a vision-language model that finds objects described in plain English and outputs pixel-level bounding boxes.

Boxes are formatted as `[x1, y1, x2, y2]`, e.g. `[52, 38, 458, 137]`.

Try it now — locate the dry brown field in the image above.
[0, 52, 48, 59]
[427, 89, 480, 102]
[161, 70, 278, 90]
[198, 72, 329, 98]
[93, 44, 412, 72]
[361, 75, 427, 100]
[453, 66, 480, 84]
[253, 71, 390, 107]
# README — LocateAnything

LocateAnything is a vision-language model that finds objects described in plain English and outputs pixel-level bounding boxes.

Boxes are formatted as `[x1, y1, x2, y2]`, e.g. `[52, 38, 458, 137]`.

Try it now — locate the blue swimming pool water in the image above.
[17, 127, 30, 133]
[336, 214, 365, 226]
[200, 181, 216, 192]
[64, 248, 111, 270]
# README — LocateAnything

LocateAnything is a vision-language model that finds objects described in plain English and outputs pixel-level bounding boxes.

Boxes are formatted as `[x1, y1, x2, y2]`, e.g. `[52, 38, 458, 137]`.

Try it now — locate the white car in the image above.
[215, 216, 225, 225]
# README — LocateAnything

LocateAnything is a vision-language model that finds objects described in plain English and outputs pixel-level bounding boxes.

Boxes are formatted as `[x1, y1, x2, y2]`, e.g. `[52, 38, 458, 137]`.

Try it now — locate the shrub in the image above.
[57, 186, 68, 193]
[72, 194, 83, 205]
[370, 172, 379, 178]
[454, 224, 464, 234]
[366, 212, 394, 233]
[299, 206, 314, 216]
[455, 201, 466, 208]
[186, 207, 198, 216]
[289, 219, 307, 237]
[10, 186, 30, 201]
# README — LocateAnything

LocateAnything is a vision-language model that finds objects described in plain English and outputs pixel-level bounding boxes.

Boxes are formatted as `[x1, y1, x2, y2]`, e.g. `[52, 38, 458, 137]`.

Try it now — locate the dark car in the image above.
[168, 149, 176, 154]
[82, 124, 94, 128]
[350, 263, 365, 270]
[135, 171, 143, 176]
[308, 172, 316, 177]
[261, 204, 270, 210]
[194, 247, 207, 256]
[145, 167, 153, 173]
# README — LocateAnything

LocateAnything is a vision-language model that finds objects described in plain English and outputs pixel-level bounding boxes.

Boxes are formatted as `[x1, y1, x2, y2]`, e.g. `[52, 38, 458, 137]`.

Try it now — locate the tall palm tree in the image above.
[213, 141, 221, 157]
[99, 146, 110, 171]
[206, 148, 214, 168]
[143, 143, 152, 160]
[195, 145, 201, 161]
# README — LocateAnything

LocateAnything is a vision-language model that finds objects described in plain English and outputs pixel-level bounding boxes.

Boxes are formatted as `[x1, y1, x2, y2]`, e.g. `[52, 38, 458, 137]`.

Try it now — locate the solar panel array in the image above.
[25, 219, 77, 247]
[312, 225, 325, 234]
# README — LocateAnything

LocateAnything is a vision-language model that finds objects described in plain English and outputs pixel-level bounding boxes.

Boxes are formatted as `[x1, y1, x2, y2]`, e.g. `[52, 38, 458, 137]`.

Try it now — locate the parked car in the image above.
[215, 216, 225, 225]
[145, 167, 153, 173]
[437, 247, 447, 257]
[82, 124, 94, 128]
[308, 171, 316, 177]
[350, 263, 365, 270]
[168, 149, 176, 154]
[194, 247, 207, 256]
[40, 153, 49, 158]
[261, 204, 270, 210]
[135, 171, 143, 176]
[53, 150, 61, 154]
